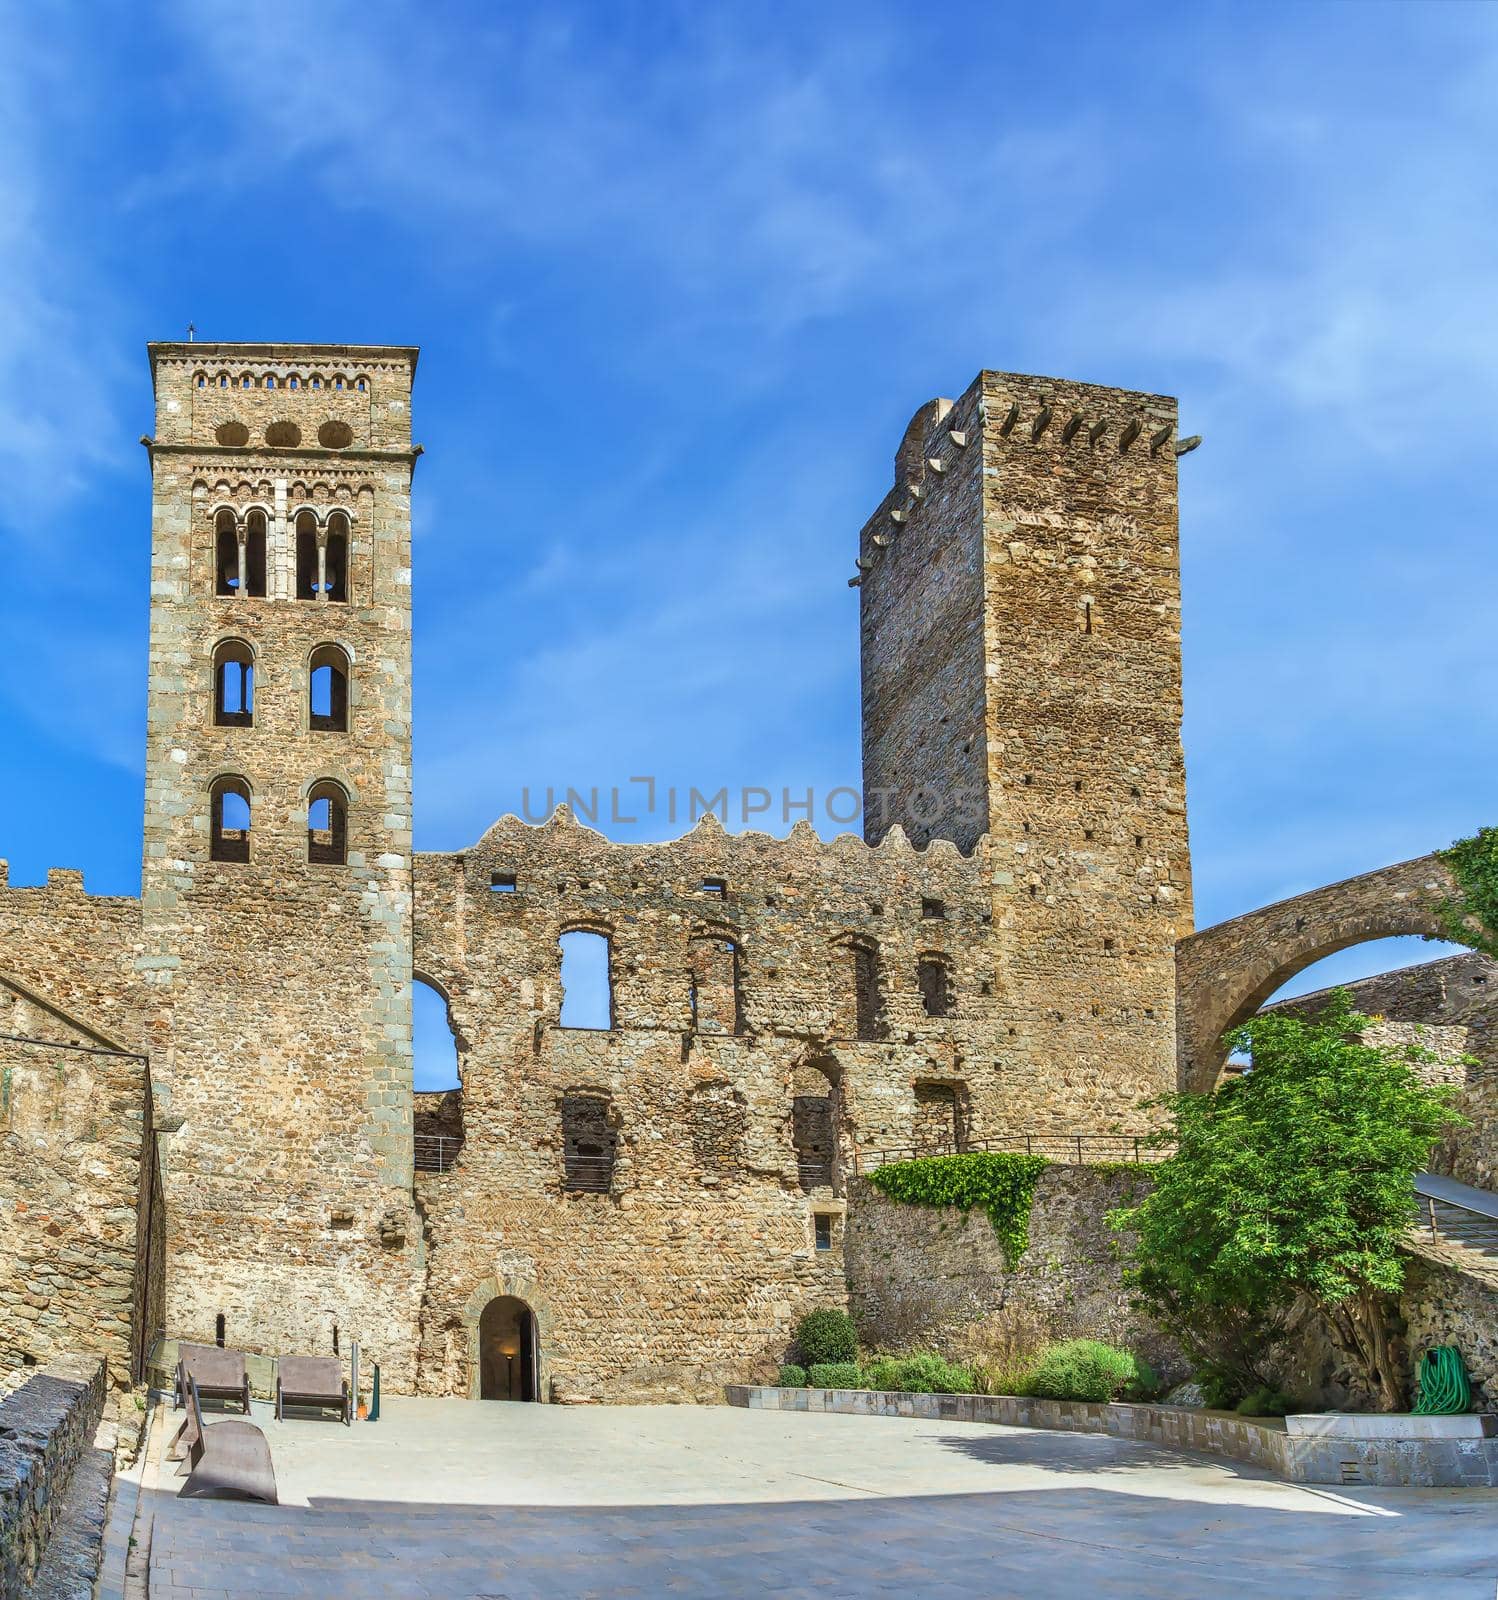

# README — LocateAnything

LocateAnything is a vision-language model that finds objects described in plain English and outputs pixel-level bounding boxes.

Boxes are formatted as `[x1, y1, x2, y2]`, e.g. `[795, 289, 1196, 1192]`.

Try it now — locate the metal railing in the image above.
[1415, 1193, 1498, 1259]
[414, 1133, 463, 1174]
[562, 1154, 616, 1193]
[797, 1157, 835, 1189]
[852, 1131, 1173, 1175]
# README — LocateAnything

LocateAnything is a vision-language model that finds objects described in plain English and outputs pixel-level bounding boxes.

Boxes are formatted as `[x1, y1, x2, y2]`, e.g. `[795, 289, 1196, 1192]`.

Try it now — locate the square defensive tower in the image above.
[858, 371, 1194, 1123]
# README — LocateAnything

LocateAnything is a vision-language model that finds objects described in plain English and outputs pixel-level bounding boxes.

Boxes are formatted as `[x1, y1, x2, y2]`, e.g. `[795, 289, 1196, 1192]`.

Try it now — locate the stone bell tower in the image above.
[138, 343, 424, 1385]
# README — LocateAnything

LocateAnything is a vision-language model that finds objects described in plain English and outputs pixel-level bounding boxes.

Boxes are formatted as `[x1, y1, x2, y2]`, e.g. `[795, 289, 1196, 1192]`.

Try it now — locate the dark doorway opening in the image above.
[478, 1295, 538, 1401]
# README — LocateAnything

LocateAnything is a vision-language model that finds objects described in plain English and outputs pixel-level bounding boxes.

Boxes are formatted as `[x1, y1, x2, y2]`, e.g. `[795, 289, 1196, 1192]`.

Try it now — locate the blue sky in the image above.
[1, 1, 1491, 1084]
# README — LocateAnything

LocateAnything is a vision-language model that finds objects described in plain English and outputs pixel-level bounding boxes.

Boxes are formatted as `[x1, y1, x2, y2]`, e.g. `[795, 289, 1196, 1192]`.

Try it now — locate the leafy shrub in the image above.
[971, 1356, 1037, 1397]
[861, 1353, 976, 1394]
[1235, 1387, 1304, 1418]
[1020, 1340, 1147, 1403]
[1123, 1356, 1161, 1401]
[795, 1309, 858, 1367]
[808, 1362, 863, 1389]
[777, 1364, 807, 1388]
[860, 1356, 903, 1392]
[1196, 1366, 1243, 1410]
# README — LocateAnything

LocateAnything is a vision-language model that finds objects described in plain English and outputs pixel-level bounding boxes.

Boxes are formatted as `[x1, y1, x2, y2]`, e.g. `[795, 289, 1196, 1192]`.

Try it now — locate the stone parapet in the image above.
[724, 1384, 1498, 1488]
[0, 1356, 107, 1597]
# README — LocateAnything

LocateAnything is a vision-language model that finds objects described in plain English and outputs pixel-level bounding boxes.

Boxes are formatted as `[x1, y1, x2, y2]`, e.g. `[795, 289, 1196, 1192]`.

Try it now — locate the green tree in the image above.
[1113, 990, 1464, 1411]
[1435, 825, 1498, 958]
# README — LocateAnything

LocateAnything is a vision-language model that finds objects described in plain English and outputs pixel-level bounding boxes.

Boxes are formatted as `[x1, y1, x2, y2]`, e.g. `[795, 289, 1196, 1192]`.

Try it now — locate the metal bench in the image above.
[174, 1342, 252, 1414]
[179, 1375, 278, 1505]
[276, 1355, 351, 1425]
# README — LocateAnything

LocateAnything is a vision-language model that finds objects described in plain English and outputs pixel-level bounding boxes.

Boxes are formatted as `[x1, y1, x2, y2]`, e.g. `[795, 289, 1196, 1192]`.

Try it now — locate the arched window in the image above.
[839, 938, 884, 1040]
[325, 512, 349, 603]
[413, 977, 462, 1092]
[289, 375, 300, 390]
[688, 935, 742, 1034]
[295, 510, 319, 600]
[917, 955, 952, 1018]
[561, 1093, 617, 1192]
[212, 640, 254, 726]
[559, 929, 612, 1029]
[792, 1059, 841, 1193]
[195, 373, 206, 389]
[243, 509, 267, 597]
[307, 780, 349, 865]
[210, 776, 251, 863]
[309, 644, 350, 732]
[214, 510, 240, 596]
[265, 374, 277, 389]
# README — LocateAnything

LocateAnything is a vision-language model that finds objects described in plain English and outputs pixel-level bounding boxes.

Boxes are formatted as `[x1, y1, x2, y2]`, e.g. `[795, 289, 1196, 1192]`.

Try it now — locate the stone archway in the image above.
[1175, 853, 1456, 1093]
[458, 1273, 554, 1402]
[478, 1295, 538, 1401]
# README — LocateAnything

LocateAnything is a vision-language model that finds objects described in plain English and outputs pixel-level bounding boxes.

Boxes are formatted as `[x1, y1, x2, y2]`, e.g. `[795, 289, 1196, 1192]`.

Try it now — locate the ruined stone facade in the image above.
[2, 344, 1206, 1401]
[1263, 952, 1498, 1191]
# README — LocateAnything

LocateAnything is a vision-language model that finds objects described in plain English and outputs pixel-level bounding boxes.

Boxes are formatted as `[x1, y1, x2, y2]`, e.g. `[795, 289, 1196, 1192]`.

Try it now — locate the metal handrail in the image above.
[1416, 1192, 1498, 1249]
[414, 1133, 463, 1174]
[852, 1131, 1173, 1175]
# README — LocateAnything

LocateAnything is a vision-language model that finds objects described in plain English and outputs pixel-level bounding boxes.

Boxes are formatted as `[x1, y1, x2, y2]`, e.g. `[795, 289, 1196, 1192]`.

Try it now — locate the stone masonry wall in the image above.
[0, 868, 145, 1054]
[411, 809, 999, 1401]
[844, 1165, 1183, 1379]
[0, 987, 152, 1387]
[847, 1162, 1498, 1415]
[138, 344, 425, 1387]
[0, 1356, 106, 1598]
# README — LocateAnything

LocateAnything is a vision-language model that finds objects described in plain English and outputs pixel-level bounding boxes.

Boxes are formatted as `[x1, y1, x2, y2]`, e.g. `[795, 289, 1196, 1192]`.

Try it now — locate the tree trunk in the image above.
[1328, 1292, 1407, 1412]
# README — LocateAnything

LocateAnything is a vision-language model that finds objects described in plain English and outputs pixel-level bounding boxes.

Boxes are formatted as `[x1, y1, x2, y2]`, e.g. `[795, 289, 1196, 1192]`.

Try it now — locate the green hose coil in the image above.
[1412, 1345, 1470, 1415]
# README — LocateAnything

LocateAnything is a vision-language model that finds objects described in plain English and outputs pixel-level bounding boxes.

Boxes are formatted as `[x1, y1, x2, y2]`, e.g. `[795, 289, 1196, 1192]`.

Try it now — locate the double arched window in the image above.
[213, 509, 266, 598]
[294, 510, 349, 602]
[210, 776, 252, 862]
[212, 640, 254, 726]
[309, 644, 350, 732]
[307, 780, 349, 865]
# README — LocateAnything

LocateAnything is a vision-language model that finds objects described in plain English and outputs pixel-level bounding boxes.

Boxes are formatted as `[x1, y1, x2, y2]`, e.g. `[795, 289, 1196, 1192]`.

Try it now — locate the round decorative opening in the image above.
[317, 420, 354, 450]
[265, 421, 302, 448]
[215, 421, 250, 447]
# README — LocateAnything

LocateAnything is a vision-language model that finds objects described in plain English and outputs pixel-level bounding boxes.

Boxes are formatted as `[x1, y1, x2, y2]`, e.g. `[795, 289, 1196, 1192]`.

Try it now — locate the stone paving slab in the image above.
[140, 1400, 1498, 1599]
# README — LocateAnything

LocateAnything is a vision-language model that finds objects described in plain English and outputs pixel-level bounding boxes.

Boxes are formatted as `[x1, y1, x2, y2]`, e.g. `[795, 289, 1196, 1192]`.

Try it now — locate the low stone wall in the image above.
[725, 1384, 1498, 1488]
[0, 1356, 107, 1597]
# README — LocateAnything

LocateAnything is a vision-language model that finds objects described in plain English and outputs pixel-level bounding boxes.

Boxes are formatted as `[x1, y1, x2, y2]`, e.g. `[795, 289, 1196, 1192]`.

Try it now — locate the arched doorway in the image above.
[478, 1295, 538, 1401]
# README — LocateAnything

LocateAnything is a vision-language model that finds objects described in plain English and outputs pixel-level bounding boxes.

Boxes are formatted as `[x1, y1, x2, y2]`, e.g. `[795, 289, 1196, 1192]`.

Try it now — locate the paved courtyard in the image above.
[129, 1399, 1498, 1599]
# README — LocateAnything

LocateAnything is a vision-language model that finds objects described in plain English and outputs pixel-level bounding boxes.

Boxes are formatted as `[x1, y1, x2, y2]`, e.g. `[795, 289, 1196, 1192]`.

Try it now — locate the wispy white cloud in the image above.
[0, 14, 129, 532]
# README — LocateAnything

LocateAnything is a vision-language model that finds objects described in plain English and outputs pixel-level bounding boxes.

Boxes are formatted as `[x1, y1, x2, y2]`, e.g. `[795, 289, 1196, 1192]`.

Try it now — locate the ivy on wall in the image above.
[865, 1151, 1049, 1268]
[1434, 826, 1498, 959]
